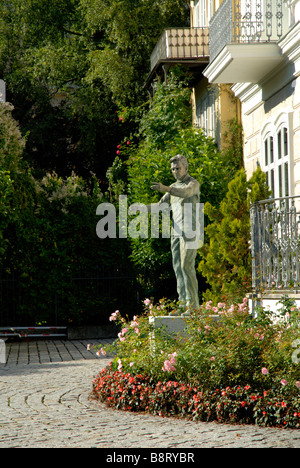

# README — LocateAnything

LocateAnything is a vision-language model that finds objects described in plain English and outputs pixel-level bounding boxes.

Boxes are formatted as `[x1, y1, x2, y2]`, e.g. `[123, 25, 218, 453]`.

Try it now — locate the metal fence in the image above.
[0, 266, 139, 327]
[209, 0, 289, 62]
[250, 196, 300, 291]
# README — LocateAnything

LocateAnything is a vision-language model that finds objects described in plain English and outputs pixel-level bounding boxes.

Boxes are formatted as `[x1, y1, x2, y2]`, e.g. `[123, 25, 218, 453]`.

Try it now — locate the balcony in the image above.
[147, 27, 209, 84]
[250, 196, 300, 292]
[204, 0, 290, 84]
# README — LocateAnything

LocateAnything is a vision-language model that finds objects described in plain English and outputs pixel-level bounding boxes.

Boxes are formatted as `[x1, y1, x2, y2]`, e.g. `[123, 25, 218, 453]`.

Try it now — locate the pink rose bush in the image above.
[92, 297, 300, 428]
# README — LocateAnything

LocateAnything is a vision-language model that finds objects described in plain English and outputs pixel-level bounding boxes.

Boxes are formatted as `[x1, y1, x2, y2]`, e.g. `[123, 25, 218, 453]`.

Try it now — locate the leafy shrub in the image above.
[198, 167, 271, 303]
[92, 297, 300, 427]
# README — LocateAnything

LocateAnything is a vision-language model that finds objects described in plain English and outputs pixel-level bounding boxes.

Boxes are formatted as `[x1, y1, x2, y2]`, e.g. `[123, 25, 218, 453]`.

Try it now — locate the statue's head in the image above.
[170, 154, 188, 181]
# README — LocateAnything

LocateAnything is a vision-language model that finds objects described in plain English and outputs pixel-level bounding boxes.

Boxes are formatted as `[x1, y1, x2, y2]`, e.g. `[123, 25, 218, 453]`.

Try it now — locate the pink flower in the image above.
[87, 344, 91, 351]
[144, 298, 151, 306]
[116, 150, 120, 155]
[162, 352, 177, 372]
[162, 360, 176, 372]
[211, 356, 215, 361]
[281, 379, 288, 386]
[118, 359, 123, 371]
[118, 326, 128, 342]
[127, 141, 130, 145]
[134, 328, 140, 335]
[96, 350, 101, 357]
[261, 367, 269, 376]
[296, 381, 300, 389]
[168, 352, 177, 365]
[109, 310, 119, 322]
[100, 348, 107, 356]
[130, 316, 139, 328]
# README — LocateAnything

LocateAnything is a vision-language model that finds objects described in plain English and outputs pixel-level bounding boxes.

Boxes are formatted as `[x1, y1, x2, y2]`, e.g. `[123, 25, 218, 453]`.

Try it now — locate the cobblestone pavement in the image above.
[0, 340, 300, 448]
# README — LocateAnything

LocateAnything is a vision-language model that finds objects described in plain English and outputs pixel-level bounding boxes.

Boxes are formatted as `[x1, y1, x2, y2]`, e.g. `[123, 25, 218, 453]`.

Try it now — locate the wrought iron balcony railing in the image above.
[150, 27, 209, 72]
[250, 196, 300, 292]
[209, 0, 290, 62]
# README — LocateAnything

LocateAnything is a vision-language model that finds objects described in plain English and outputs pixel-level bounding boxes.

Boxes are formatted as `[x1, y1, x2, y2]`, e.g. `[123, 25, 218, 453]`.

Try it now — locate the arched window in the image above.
[277, 126, 289, 197]
[264, 134, 275, 195]
[262, 115, 291, 198]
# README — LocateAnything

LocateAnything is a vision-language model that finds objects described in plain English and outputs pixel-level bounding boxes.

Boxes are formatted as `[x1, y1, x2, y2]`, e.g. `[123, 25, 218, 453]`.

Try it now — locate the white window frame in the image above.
[195, 89, 216, 139]
[193, 0, 215, 27]
[261, 112, 292, 198]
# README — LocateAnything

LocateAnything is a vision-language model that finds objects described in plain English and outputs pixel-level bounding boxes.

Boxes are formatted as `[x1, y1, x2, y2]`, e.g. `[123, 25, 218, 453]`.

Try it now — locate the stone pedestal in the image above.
[149, 314, 221, 341]
[149, 316, 189, 339]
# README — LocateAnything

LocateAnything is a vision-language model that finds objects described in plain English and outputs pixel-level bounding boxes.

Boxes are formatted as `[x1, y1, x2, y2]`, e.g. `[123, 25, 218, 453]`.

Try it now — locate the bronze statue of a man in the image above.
[151, 155, 200, 314]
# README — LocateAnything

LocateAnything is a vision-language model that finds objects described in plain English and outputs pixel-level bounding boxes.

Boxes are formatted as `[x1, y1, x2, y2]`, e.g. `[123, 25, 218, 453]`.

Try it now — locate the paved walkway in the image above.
[0, 340, 300, 448]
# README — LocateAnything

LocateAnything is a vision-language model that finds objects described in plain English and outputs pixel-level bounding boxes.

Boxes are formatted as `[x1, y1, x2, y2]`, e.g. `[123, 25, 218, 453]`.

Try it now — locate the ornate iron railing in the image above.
[250, 196, 300, 291]
[209, 0, 290, 62]
[150, 27, 209, 72]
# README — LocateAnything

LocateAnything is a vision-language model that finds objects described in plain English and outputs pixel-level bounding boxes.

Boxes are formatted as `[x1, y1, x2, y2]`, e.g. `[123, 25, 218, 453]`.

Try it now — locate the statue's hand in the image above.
[151, 182, 169, 193]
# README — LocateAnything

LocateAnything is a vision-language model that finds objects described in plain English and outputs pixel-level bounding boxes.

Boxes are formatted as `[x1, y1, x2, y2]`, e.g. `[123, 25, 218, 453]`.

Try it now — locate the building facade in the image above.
[146, 0, 240, 149]
[204, 0, 300, 314]
[204, 0, 300, 198]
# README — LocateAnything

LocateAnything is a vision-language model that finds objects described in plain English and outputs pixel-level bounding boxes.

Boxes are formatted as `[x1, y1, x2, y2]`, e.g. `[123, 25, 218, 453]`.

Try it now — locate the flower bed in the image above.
[91, 297, 300, 428]
[92, 366, 300, 428]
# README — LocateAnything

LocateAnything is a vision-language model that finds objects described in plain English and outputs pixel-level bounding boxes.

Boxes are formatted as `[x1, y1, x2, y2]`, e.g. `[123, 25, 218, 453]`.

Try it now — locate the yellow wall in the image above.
[192, 78, 241, 151]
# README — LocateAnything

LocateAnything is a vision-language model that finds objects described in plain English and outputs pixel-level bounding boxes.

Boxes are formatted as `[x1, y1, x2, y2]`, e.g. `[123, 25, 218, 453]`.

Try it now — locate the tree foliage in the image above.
[0, 0, 189, 178]
[0, 103, 136, 326]
[106, 71, 242, 301]
[199, 168, 271, 302]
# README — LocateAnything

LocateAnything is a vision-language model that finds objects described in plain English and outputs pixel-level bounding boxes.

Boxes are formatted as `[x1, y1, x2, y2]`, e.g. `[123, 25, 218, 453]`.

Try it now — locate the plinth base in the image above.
[149, 315, 221, 341]
[149, 315, 189, 339]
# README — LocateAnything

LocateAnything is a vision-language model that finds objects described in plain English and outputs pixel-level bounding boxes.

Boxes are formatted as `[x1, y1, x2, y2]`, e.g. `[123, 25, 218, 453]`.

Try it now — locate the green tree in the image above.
[107, 71, 239, 300]
[0, 0, 189, 179]
[83, 0, 189, 106]
[0, 103, 33, 260]
[198, 167, 271, 302]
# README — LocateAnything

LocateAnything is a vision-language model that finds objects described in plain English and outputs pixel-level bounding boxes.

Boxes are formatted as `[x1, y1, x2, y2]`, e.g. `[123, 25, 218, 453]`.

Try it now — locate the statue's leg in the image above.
[171, 236, 186, 304]
[180, 243, 199, 310]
